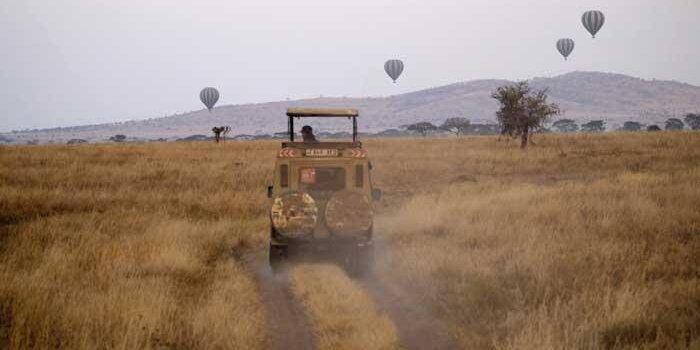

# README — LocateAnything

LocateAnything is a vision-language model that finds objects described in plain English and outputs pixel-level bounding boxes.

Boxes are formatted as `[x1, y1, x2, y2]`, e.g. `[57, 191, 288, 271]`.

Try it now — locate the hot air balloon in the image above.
[582, 10, 605, 38]
[384, 59, 404, 83]
[200, 87, 219, 111]
[556, 38, 575, 60]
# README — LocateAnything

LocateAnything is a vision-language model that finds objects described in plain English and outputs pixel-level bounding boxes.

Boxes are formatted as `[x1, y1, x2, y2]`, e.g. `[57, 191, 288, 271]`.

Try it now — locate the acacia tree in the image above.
[552, 119, 579, 133]
[405, 122, 438, 137]
[684, 113, 700, 130]
[665, 118, 684, 131]
[622, 121, 642, 132]
[492, 82, 560, 148]
[110, 134, 126, 142]
[581, 120, 606, 133]
[440, 117, 471, 136]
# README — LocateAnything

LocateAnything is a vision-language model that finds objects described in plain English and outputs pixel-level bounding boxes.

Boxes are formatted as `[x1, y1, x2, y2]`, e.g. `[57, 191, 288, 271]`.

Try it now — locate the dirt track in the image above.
[243, 244, 459, 350]
[243, 253, 316, 350]
[361, 239, 460, 350]
[359, 276, 460, 350]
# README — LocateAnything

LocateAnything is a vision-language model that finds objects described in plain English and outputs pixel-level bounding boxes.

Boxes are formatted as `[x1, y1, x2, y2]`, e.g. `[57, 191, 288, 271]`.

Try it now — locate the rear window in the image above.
[299, 167, 346, 196]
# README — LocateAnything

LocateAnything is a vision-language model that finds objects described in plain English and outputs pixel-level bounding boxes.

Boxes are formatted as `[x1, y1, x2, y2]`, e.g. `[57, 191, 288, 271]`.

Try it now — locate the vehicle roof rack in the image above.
[286, 108, 359, 142]
[286, 108, 359, 118]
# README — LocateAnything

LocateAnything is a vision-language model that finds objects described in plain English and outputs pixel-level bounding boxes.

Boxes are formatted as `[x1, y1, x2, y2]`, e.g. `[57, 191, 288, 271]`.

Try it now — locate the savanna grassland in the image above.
[1, 132, 699, 350]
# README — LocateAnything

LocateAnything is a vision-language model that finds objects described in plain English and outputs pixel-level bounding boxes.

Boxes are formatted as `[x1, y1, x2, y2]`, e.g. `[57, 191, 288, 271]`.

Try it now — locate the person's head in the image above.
[301, 125, 313, 137]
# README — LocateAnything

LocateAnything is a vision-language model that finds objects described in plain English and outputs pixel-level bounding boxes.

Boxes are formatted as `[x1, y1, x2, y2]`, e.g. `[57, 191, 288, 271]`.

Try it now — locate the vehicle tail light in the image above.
[346, 149, 367, 158]
[278, 149, 298, 157]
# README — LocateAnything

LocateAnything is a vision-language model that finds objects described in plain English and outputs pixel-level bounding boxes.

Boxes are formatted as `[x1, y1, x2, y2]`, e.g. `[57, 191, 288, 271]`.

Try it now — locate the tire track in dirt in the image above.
[242, 252, 316, 350]
[358, 241, 460, 350]
[359, 276, 460, 350]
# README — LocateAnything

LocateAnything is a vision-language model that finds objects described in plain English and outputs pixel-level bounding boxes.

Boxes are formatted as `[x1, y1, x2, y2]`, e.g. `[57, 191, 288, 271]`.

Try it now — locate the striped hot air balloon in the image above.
[384, 59, 404, 83]
[199, 87, 219, 111]
[556, 38, 575, 60]
[582, 10, 605, 38]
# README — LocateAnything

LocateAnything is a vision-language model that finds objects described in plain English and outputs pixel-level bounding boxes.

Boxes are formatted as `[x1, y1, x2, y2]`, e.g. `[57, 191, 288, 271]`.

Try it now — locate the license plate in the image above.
[305, 149, 338, 157]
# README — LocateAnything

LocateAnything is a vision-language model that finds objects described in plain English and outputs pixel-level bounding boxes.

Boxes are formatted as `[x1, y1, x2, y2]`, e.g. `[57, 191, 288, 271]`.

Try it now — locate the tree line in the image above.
[551, 116, 698, 133]
[400, 119, 500, 137]
[396, 113, 698, 144]
[402, 81, 700, 149]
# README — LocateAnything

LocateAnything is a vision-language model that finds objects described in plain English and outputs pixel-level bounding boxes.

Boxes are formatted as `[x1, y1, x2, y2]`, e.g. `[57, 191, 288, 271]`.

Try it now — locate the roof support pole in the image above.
[288, 116, 294, 142]
[352, 117, 357, 142]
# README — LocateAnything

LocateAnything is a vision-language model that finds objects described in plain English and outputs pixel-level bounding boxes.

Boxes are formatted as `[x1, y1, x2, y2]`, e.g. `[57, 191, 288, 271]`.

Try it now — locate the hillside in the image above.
[4, 71, 700, 144]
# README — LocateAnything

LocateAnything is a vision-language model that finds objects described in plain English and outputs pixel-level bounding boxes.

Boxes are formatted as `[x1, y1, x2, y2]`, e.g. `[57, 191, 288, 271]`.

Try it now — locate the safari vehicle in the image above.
[267, 108, 381, 274]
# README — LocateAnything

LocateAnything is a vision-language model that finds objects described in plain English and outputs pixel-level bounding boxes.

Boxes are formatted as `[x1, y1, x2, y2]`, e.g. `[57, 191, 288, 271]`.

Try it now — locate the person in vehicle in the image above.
[301, 125, 318, 143]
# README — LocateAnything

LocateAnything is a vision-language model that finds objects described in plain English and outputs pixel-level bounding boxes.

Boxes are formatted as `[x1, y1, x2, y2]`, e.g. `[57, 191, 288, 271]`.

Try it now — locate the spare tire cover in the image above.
[325, 189, 373, 237]
[271, 192, 318, 238]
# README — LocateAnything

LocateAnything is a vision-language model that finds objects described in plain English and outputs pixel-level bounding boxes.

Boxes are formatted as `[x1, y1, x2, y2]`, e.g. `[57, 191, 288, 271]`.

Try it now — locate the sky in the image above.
[1, 0, 699, 132]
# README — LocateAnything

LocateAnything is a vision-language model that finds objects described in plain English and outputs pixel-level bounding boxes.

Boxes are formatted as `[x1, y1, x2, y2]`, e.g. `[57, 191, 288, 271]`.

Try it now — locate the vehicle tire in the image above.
[269, 244, 288, 274]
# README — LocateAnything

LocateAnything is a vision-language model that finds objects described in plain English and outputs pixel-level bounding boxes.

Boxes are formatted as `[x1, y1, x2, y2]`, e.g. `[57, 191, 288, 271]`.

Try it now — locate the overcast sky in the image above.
[1, 0, 698, 131]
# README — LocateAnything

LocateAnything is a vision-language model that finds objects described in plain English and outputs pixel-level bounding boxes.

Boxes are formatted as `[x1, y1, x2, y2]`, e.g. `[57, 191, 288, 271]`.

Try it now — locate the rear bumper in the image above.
[270, 223, 372, 246]
[270, 234, 372, 248]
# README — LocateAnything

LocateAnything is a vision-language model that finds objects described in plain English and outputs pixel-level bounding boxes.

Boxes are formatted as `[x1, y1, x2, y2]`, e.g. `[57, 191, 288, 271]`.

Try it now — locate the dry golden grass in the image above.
[0, 142, 272, 349]
[289, 264, 398, 350]
[371, 132, 700, 349]
[1, 132, 699, 350]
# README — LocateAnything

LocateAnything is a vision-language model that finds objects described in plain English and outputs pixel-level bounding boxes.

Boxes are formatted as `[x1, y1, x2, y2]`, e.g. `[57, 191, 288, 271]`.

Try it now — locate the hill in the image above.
[4, 71, 700, 144]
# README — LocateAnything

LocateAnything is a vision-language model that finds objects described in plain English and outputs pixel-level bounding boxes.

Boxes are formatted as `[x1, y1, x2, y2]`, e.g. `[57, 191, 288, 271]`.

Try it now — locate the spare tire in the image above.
[271, 191, 318, 238]
[325, 190, 373, 238]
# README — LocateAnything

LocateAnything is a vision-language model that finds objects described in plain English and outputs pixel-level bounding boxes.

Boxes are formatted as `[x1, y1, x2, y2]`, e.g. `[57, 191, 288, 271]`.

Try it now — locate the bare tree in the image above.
[212, 126, 231, 143]
[492, 82, 560, 148]
[212, 127, 222, 143]
[221, 126, 231, 142]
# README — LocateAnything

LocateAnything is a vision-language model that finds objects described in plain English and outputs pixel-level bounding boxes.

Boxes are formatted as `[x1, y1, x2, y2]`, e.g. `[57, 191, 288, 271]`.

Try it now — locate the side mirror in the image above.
[372, 188, 382, 201]
[267, 186, 273, 198]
